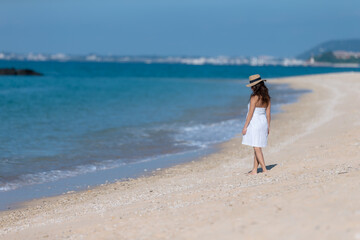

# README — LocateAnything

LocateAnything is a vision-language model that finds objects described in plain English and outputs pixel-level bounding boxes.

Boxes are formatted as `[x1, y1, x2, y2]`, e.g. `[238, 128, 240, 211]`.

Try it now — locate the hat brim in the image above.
[246, 79, 266, 87]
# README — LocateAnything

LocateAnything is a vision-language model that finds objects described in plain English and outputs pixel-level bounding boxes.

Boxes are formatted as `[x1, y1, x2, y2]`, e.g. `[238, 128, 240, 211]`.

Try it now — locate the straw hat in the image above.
[246, 74, 267, 87]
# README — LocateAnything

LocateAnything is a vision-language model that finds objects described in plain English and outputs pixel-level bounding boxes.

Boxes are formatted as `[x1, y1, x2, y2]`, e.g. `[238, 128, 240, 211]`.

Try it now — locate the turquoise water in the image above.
[0, 61, 357, 194]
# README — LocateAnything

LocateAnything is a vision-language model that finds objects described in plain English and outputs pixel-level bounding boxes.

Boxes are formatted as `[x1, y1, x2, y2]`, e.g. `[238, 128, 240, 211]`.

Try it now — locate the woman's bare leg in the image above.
[254, 147, 268, 173]
[249, 149, 259, 175]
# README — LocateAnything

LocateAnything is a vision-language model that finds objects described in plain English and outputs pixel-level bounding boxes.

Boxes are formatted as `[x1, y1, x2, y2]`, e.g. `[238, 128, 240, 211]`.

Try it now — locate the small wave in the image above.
[0, 87, 56, 96]
[0, 147, 208, 192]
[0, 160, 126, 192]
[174, 118, 243, 148]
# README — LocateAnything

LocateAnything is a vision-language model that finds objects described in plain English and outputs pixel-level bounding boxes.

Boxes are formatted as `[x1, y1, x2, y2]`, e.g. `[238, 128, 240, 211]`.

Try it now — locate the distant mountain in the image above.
[297, 39, 360, 60]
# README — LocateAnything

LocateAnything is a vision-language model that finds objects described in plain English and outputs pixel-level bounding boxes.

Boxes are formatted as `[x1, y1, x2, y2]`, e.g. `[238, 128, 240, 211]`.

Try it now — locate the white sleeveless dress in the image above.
[242, 103, 268, 148]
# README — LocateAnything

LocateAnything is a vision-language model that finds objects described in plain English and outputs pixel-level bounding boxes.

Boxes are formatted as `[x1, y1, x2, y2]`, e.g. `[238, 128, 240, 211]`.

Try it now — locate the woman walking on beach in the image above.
[242, 74, 271, 175]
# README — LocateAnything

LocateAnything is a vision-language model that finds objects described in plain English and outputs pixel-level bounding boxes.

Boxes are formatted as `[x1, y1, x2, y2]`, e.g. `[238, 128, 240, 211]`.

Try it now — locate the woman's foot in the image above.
[248, 169, 257, 175]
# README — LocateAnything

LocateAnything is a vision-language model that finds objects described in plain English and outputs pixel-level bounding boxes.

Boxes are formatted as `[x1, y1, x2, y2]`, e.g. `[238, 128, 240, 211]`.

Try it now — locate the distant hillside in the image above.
[297, 39, 360, 60]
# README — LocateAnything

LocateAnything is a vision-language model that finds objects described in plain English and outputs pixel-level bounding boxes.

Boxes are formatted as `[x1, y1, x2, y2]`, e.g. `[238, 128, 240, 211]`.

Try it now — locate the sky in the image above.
[0, 0, 359, 57]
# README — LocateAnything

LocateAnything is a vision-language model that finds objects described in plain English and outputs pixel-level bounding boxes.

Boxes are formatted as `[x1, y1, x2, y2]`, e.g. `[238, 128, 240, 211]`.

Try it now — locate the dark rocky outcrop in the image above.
[0, 68, 43, 76]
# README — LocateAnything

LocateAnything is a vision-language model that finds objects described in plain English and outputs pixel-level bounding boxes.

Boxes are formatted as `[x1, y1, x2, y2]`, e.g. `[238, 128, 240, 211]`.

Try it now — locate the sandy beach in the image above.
[1, 72, 359, 240]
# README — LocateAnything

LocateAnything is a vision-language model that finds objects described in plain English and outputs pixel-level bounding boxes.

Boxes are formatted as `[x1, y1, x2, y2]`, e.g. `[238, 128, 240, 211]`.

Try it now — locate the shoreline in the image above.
[1, 72, 360, 239]
[0, 145, 218, 211]
[0, 80, 303, 211]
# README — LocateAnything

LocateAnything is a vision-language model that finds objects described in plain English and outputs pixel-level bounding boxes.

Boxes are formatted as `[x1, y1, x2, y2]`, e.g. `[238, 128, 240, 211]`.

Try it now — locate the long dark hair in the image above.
[250, 81, 271, 106]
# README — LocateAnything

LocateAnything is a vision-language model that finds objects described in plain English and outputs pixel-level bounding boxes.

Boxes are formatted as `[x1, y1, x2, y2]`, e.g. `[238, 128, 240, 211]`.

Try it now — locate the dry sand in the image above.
[0, 72, 359, 240]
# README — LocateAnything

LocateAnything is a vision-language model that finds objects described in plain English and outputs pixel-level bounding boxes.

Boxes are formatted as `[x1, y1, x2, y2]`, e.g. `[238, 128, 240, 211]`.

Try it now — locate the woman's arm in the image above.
[242, 96, 257, 135]
[266, 100, 271, 134]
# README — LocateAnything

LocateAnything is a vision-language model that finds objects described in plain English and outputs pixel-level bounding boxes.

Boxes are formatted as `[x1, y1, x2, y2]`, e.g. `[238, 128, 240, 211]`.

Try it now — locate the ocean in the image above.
[0, 61, 358, 208]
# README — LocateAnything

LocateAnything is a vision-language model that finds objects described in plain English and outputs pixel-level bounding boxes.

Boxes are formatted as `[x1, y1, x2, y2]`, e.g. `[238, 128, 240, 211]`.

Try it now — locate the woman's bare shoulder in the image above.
[250, 95, 259, 101]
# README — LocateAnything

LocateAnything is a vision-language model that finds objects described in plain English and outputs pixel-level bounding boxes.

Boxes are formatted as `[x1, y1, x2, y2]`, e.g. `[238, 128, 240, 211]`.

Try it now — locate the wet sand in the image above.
[1, 72, 360, 240]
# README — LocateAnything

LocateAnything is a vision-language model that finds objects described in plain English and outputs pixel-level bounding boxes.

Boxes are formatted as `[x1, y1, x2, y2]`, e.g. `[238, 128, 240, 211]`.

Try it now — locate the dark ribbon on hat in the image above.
[249, 76, 261, 83]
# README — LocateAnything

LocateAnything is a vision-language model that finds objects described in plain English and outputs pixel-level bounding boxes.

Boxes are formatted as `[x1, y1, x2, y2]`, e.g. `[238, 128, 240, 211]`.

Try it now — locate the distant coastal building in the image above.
[309, 55, 315, 64]
[0, 52, 306, 67]
[333, 50, 360, 59]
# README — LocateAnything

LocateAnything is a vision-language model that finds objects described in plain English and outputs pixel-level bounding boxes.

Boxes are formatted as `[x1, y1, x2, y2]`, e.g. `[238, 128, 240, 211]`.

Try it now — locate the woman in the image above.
[242, 74, 271, 175]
